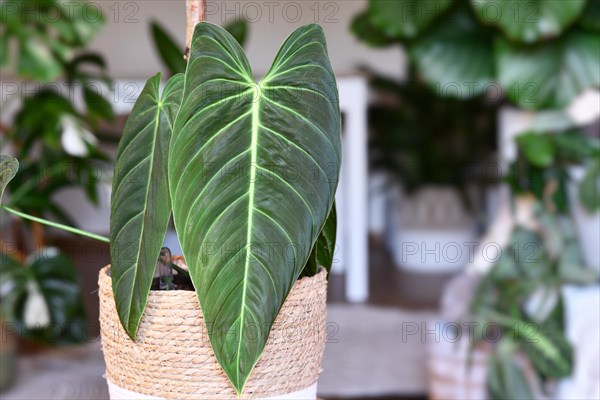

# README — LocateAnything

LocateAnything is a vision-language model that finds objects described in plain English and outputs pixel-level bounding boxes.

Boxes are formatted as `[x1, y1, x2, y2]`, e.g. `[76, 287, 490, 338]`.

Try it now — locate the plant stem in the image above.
[1, 205, 110, 244]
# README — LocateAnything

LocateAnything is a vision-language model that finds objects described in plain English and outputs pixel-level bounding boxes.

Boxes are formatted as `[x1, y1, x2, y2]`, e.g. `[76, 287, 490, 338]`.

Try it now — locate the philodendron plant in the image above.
[1, 22, 340, 394]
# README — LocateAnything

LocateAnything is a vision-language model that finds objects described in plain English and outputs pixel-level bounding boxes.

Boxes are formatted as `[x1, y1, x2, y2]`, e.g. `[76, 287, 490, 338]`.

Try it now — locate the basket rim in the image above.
[101, 261, 327, 295]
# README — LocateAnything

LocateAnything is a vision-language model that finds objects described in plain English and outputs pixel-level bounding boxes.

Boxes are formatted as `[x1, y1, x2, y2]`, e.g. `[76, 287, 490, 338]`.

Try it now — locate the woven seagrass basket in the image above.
[427, 336, 541, 400]
[98, 261, 328, 400]
[427, 338, 489, 400]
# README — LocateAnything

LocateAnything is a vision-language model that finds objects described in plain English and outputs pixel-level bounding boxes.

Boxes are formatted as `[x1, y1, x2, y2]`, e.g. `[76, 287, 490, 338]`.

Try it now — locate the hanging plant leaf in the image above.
[516, 132, 555, 167]
[350, 11, 395, 47]
[224, 19, 249, 47]
[110, 72, 184, 339]
[169, 23, 340, 394]
[410, 9, 494, 98]
[368, 0, 454, 39]
[17, 37, 63, 82]
[559, 241, 599, 284]
[0, 155, 19, 204]
[84, 87, 115, 122]
[579, 0, 600, 32]
[472, 0, 586, 43]
[487, 341, 534, 400]
[151, 19, 248, 77]
[496, 30, 600, 109]
[579, 159, 600, 212]
[151, 21, 187, 76]
[517, 324, 573, 379]
[56, 0, 105, 46]
[302, 203, 337, 278]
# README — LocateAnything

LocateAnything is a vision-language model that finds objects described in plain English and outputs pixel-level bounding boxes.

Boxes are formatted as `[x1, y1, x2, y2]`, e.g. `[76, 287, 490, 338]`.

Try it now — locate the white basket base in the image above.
[106, 379, 318, 400]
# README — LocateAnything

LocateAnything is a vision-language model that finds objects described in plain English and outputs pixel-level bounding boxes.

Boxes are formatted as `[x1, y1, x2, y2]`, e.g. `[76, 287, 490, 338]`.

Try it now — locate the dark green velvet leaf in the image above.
[169, 23, 341, 393]
[110, 73, 184, 339]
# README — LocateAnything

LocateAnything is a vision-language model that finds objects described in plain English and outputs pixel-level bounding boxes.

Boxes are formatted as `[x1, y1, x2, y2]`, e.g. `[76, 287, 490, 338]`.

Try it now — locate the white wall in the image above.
[89, 0, 405, 79]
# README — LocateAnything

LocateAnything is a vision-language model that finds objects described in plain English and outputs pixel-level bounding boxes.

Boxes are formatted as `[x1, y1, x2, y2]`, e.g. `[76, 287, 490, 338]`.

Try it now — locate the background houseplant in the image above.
[468, 129, 600, 398]
[366, 70, 497, 272]
[431, 131, 599, 399]
[508, 129, 600, 270]
[1, 0, 115, 251]
[352, 0, 599, 108]
[0, 155, 88, 390]
[1, 19, 341, 397]
[1, 1, 112, 389]
[352, 0, 599, 397]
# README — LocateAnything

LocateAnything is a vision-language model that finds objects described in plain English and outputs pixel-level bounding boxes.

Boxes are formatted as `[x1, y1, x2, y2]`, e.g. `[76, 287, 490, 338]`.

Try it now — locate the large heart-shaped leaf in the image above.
[472, 0, 586, 43]
[410, 8, 494, 98]
[0, 155, 19, 204]
[496, 30, 600, 109]
[110, 72, 184, 339]
[169, 23, 340, 393]
[368, 0, 454, 39]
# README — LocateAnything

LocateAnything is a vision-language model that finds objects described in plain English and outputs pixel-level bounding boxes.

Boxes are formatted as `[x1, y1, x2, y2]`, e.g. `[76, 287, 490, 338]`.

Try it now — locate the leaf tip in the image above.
[0, 154, 19, 204]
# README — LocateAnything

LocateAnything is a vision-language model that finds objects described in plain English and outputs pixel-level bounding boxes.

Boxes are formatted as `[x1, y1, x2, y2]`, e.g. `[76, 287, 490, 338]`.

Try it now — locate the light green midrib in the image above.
[236, 84, 261, 392]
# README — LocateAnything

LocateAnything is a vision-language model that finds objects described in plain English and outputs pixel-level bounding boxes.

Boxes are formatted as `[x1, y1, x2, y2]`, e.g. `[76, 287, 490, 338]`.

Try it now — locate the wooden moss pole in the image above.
[185, 0, 205, 58]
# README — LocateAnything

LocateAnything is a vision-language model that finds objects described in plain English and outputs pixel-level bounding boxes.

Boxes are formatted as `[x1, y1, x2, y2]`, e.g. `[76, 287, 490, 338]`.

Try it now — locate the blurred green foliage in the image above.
[509, 131, 600, 213]
[1, 0, 114, 225]
[471, 209, 598, 399]
[353, 3, 599, 398]
[0, 0, 104, 81]
[367, 70, 497, 200]
[352, 0, 600, 109]
[1, 0, 112, 345]
[0, 249, 88, 345]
